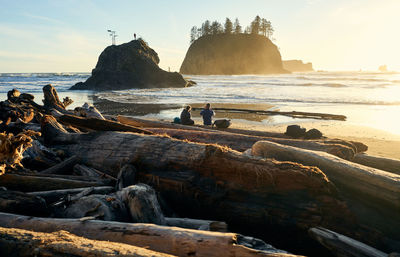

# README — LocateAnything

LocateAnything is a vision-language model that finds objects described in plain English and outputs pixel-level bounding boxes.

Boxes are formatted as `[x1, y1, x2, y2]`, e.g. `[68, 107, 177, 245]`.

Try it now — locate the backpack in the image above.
[213, 119, 231, 128]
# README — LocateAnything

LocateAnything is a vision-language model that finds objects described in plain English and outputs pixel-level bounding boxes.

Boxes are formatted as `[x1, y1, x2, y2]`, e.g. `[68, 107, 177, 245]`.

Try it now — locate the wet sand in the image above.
[94, 100, 400, 160]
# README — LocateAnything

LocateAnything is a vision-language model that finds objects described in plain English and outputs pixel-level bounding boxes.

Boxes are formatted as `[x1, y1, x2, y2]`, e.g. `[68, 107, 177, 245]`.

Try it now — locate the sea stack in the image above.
[71, 39, 191, 90]
[180, 34, 288, 75]
[282, 60, 314, 72]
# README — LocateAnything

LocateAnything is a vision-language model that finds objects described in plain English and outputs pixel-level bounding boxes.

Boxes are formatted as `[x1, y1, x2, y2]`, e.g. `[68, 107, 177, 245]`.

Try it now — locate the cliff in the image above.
[71, 39, 190, 91]
[282, 60, 314, 72]
[180, 34, 287, 75]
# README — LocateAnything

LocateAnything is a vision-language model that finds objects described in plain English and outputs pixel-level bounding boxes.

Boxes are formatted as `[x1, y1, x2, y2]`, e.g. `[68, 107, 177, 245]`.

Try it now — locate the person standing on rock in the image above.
[200, 103, 215, 126]
[180, 105, 195, 125]
[134, 33, 136, 40]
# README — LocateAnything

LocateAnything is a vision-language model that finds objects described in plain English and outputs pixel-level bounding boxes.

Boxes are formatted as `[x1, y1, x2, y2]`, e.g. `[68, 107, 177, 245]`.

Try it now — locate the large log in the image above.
[309, 227, 387, 257]
[40, 155, 79, 174]
[0, 173, 112, 192]
[165, 217, 228, 232]
[0, 190, 48, 216]
[0, 212, 300, 257]
[0, 227, 173, 257]
[147, 127, 357, 159]
[353, 153, 400, 175]
[59, 114, 153, 135]
[40, 118, 362, 255]
[251, 141, 400, 211]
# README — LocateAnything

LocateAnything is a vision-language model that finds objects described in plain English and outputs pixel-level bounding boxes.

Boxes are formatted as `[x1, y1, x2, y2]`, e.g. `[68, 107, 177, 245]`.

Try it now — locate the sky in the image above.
[0, 0, 399, 73]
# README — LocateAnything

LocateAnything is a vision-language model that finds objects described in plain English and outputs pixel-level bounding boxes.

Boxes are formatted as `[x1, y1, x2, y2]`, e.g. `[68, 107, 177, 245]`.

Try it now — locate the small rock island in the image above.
[282, 60, 314, 72]
[71, 39, 191, 91]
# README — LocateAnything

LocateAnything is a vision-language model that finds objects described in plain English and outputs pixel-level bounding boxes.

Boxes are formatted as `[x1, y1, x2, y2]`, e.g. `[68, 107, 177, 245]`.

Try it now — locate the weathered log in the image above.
[309, 227, 387, 257]
[17, 172, 113, 183]
[116, 164, 137, 190]
[147, 127, 357, 159]
[0, 173, 111, 192]
[73, 163, 100, 177]
[116, 184, 166, 225]
[251, 141, 400, 211]
[41, 119, 362, 254]
[28, 186, 114, 204]
[165, 217, 228, 232]
[40, 155, 79, 174]
[42, 84, 70, 112]
[74, 102, 105, 120]
[353, 153, 400, 175]
[0, 212, 299, 257]
[117, 115, 286, 138]
[0, 190, 48, 216]
[0, 227, 174, 257]
[59, 114, 153, 135]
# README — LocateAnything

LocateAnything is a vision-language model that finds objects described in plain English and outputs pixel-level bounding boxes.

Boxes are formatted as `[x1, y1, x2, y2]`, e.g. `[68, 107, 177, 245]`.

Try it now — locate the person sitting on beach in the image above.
[200, 103, 215, 126]
[180, 105, 195, 125]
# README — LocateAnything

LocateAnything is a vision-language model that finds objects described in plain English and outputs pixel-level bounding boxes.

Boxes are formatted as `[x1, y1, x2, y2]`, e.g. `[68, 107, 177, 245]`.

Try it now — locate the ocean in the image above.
[1, 71, 399, 135]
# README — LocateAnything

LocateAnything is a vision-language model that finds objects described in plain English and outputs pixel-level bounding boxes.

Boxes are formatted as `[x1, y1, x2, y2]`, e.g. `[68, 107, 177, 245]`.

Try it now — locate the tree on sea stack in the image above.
[234, 18, 242, 34]
[224, 18, 233, 34]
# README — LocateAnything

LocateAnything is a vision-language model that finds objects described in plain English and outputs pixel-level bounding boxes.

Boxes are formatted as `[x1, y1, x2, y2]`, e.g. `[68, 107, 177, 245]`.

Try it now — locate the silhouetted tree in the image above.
[260, 18, 267, 36]
[224, 18, 233, 34]
[251, 15, 261, 34]
[210, 21, 223, 35]
[266, 20, 274, 38]
[233, 18, 242, 34]
[244, 26, 251, 34]
[190, 26, 198, 43]
[202, 20, 211, 36]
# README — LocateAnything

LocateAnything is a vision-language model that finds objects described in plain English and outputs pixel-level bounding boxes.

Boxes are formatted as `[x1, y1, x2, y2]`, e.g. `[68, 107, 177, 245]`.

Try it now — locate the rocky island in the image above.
[283, 60, 314, 72]
[71, 39, 191, 91]
[180, 34, 287, 75]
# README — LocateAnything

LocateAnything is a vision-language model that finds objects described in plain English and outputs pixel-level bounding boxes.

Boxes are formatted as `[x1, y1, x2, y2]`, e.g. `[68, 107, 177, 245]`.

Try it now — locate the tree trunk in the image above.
[251, 140, 400, 210]
[147, 127, 358, 159]
[0, 173, 112, 192]
[0, 226, 173, 257]
[0, 212, 300, 257]
[59, 114, 153, 135]
[353, 153, 400, 175]
[40, 118, 364, 252]
[309, 227, 387, 257]
[27, 186, 114, 204]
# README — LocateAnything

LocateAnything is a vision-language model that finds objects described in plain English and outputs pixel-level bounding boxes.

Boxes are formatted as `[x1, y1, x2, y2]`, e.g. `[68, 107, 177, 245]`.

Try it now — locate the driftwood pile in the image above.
[0, 85, 399, 257]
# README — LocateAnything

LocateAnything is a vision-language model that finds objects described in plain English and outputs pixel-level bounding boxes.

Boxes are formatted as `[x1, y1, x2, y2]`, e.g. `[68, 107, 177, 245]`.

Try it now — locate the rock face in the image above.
[180, 34, 287, 75]
[282, 60, 314, 72]
[70, 39, 190, 90]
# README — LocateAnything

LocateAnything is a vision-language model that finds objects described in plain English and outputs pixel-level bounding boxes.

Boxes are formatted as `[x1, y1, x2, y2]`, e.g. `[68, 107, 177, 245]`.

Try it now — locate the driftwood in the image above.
[0, 227, 174, 257]
[116, 184, 166, 225]
[116, 164, 137, 190]
[0, 190, 48, 216]
[59, 114, 153, 135]
[28, 186, 114, 204]
[0, 130, 41, 174]
[0, 173, 112, 192]
[309, 227, 387, 257]
[40, 155, 78, 174]
[251, 140, 400, 211]
[117, 115, 286, 138]
[40, 118, 362, 254]
[42, 84, 73, 112]
[147, 127, 359, 159]
[73, 163, 100, 177]
[353, 153, 400, 175]
[0, 212, 299, 257]
[191, 107, 347, 121]
[165, 217, 228, 232]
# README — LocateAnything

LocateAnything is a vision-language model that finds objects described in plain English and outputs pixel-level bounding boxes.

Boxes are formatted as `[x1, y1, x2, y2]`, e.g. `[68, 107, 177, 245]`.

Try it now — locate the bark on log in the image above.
[59, 114, 153, 135]
[0, 212, 299, 257]
[309, 227, 387, 257]
[165, 217, 228, 232]
[40, 155, 79, 174]
[353, 153, 400, 175]
[0, 173, 112, 192]
[251, 140, 400, 211]
[0, 190, 48, 216]
[0, 227, 174, 257]
[41, 119, 362, 253]
[147, 127, 357, 159]
[28, 186, 114, 204]
[73, 163, 100, 177]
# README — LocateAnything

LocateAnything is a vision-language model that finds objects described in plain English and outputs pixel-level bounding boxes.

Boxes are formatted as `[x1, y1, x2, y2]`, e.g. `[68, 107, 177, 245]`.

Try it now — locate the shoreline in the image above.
[93, 100, 400, 160]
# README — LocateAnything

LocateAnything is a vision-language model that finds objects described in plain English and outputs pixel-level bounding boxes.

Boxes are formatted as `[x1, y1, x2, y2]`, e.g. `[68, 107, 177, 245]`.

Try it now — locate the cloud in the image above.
[21, 13, 65, 25]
